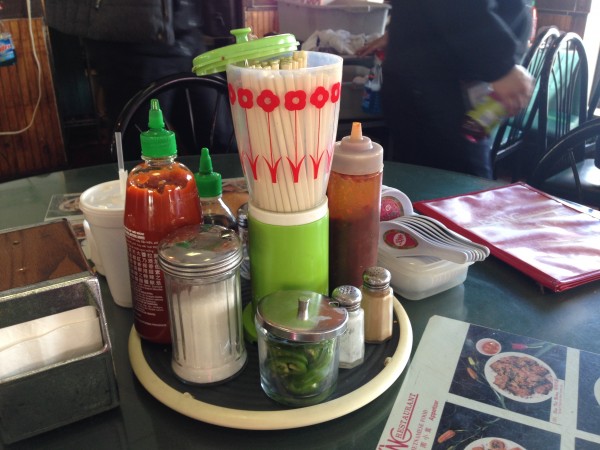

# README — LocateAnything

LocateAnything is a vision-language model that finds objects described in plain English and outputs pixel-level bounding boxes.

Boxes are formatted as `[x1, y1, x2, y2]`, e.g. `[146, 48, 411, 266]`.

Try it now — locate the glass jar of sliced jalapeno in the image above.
[255, 290, 348, 406]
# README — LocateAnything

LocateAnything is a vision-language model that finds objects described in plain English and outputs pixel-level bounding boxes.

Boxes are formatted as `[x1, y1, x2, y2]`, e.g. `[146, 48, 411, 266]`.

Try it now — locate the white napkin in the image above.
[0, 306, 104, 380]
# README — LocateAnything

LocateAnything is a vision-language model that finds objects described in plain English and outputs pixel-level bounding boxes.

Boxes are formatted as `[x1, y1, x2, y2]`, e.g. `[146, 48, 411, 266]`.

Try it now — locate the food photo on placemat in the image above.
[449, 324, 566, 422]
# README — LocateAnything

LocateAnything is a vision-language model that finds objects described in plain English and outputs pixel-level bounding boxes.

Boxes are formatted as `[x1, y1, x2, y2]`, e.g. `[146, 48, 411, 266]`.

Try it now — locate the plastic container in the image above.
[462, 92, 507, 143]
[195, 147, 237, 231]
[124, 99, 203, 344]
[377, 250, 472, 301]
[255, 290, 347, 406]
[158, 224, 246, 385]
[277, 0, 391, 42]
[0, 32, 17, 67]
[328, 122, 383, 289]
[236, 203, 251, 280]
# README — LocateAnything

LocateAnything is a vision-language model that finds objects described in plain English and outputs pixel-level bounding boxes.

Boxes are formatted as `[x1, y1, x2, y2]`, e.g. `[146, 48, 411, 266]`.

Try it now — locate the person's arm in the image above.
[426, 0, 533, 116]
[490, 65, 533, 116]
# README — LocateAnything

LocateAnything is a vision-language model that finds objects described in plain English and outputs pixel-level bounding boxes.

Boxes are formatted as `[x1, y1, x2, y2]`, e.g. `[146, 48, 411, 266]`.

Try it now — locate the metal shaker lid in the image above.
[331, 285, 362, 312]
[158, 224, 242, 278]
[255, 290, 347, 342]
[362, 266, 391, 290]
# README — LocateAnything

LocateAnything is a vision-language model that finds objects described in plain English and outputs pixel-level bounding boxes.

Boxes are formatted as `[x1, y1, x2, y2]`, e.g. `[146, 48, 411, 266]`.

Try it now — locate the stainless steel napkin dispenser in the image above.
[0, 220, 119, 444]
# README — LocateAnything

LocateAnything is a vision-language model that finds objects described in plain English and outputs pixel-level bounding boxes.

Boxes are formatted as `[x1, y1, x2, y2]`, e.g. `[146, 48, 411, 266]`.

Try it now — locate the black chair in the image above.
[530, 117, 600, 208]
[588, 78, 600, 120]
[110, 72, 237, 162]
[590, 80, 600, 170]
[491, 26, 561, 180]
[532, 31, 589, 174]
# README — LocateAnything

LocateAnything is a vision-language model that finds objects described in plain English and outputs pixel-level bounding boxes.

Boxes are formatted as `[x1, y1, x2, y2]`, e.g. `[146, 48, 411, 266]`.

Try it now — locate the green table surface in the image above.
[1, 155, 599, 450]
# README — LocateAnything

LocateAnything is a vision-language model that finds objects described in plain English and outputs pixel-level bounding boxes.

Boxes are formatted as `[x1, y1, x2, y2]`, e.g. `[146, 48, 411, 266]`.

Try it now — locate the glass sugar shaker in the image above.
[331, 285, 364, 369]
[157, 223, 247, 385]
[237, 202, 251, 280]
[361, 266, 394, 343]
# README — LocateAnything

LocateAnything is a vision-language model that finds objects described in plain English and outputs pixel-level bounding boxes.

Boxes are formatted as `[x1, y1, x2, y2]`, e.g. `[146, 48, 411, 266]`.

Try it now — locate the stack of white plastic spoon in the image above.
[379, 215, 489, 264]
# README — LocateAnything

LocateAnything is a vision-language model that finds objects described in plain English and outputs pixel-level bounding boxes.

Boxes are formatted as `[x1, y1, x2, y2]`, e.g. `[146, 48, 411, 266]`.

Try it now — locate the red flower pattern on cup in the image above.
[310, 86, 329, 109]
[284, 90, 308, 182]
[232, 83, 341, 186]
[325, 82, 341, 174]
[257, 89, 280, 113]
[228, 83, 236, 105]
[237, 88, 253, 109]
[308, 86, 330, 179]
[330, 82, 341, 103]
[257, 89, 282, 182]
[284, 90, 307, 111]
[237, 88, 259, 180]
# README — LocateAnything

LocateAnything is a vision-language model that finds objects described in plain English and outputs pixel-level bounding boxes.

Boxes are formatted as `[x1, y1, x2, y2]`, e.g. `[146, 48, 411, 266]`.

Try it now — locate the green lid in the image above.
[192, 28, 299, 76]
[140, 99, 177, 158]
[195, 147, 222, 198]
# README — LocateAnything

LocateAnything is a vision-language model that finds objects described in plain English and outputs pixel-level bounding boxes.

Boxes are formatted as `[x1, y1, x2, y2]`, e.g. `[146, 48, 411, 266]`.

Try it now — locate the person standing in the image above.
[44, 0, 207, 161]
[356, 0, 534, 178]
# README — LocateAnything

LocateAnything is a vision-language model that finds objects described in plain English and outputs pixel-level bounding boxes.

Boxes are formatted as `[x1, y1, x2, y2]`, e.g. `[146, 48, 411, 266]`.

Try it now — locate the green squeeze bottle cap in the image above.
[140, 99, 177, 158]
[195, 147, 222, 198]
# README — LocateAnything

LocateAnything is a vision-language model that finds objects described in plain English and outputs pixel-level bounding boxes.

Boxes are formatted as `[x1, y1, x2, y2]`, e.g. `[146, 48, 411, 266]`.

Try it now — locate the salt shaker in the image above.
[157, 224, 247, 385]
[361, 266, 394, 343]
[236, 203, 251, 280]
[331, 285, 365, 369]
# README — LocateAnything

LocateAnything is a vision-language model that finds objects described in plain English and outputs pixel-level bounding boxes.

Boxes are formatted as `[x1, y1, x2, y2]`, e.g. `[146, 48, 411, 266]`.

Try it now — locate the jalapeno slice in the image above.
[265, 339, 336, 397]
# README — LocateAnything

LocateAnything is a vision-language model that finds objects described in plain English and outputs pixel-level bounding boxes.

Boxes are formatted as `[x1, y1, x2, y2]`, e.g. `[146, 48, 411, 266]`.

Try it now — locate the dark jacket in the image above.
[44, 0, 204, 57]
[385, 0, 531, 83]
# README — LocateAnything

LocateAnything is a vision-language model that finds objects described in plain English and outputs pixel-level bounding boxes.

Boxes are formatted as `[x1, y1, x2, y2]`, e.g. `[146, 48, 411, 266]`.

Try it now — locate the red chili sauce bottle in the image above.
[328, 122, 384, 290]
[124, 99, 203, 343]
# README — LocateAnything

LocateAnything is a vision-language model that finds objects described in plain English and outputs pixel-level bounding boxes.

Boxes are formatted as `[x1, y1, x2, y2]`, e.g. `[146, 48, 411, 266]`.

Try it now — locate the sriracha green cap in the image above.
[195, 147, 222, 198]
[140, 99, 177, 158]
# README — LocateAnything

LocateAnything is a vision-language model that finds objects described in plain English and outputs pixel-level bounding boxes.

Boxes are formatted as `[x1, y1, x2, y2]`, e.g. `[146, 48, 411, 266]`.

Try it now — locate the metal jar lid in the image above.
[255, 290, 348, 342]
[158, 224, 242, 279]
[331, 285, 362, 312]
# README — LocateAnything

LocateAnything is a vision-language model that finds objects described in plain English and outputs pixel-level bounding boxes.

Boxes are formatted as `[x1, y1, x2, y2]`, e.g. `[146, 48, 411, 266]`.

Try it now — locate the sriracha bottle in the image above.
[124, 99, 203, 343]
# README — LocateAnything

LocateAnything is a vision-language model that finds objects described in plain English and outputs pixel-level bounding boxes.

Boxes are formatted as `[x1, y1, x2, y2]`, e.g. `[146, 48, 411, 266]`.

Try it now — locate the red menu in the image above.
[413, 182, 600, 292]
[377, 316, 600, 449]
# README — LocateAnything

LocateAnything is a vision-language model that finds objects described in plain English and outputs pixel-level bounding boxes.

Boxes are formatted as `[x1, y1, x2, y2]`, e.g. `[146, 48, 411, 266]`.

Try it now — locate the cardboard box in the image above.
[0, 220, 119, 444]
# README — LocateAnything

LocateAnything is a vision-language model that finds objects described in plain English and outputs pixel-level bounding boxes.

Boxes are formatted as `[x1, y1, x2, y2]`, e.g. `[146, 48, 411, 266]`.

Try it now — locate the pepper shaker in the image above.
[361, 266, 394, 343]
[331, 285, 364, 369]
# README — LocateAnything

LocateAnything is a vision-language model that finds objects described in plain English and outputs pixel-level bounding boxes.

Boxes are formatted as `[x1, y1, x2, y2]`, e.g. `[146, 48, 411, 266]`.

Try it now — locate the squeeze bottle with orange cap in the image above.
[327, 122, 384, 290]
